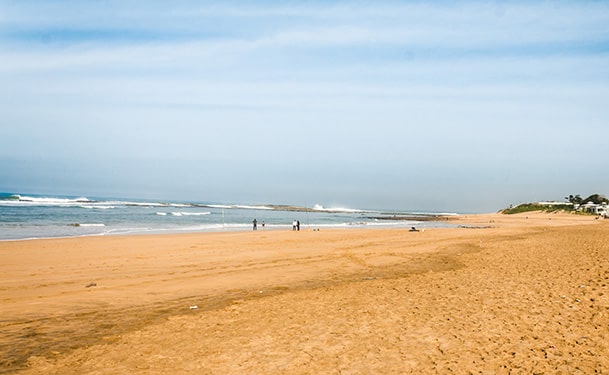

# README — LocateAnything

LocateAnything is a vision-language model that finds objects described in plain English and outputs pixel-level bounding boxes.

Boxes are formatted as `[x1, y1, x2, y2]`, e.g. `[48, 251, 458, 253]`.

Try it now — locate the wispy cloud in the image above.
[1, 1, 608, 210]
[3, 2, 608, 47]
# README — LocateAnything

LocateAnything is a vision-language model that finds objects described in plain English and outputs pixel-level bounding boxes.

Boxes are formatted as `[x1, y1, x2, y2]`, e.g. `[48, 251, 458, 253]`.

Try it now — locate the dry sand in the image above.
[1, 212, 608, 374]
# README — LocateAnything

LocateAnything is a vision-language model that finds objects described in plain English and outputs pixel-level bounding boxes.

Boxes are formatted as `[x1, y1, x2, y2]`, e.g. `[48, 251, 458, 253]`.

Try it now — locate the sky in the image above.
[1, 1, 608, 213]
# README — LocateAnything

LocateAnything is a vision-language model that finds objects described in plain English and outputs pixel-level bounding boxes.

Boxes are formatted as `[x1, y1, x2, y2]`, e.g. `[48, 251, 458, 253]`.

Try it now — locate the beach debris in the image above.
[85, 282, 97, 288]
[189, 305, 198, 310]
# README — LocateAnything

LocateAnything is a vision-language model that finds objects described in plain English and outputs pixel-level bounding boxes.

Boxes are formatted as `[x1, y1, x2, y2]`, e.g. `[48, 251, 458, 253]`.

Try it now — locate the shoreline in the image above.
[0, 193, 466, 242]
[2, 209, 601, 243]
[0, 217, 459, 243]
[2, 212, 607, 373]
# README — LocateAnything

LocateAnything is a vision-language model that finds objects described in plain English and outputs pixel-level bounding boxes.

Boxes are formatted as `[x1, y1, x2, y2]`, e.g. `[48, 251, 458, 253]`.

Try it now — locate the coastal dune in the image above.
[1, 213, 608, 373]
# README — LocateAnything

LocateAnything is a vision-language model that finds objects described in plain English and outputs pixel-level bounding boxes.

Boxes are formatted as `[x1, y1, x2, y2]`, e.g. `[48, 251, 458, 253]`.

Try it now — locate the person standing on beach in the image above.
[297, 220, 300, 231]
[253, 219, 257, 231]
[292, 220, 297, 231]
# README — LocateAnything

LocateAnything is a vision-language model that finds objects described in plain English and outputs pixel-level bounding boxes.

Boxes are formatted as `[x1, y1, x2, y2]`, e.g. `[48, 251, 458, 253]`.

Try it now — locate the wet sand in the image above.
[1, 212, 608, 374]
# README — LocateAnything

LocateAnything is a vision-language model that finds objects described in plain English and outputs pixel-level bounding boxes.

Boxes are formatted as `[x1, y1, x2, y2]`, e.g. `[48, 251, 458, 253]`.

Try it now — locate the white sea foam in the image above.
[169, 211, 211, 217]
[235, 205, 273, 210]
[1, 195, 92, 206]
[312, 204, 364, 213]
[122, 201, 168, 207]
[2, 195, 176, 208]
[206, 204, 232, 209]
[0, 193, 458, 241]
[206, 204, 272, 210]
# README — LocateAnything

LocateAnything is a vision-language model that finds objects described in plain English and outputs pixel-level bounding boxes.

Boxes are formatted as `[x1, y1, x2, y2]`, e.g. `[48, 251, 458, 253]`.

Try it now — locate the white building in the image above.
[576, 202, 608, 217]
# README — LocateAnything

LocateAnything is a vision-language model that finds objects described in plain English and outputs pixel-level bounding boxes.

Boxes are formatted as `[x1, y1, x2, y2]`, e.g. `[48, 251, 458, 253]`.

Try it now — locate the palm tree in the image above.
[565, 194, 583, 204]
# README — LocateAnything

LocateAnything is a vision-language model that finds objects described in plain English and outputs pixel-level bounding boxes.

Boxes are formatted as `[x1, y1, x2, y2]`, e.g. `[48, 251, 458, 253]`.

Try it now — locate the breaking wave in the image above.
[169, 212, 211, 217]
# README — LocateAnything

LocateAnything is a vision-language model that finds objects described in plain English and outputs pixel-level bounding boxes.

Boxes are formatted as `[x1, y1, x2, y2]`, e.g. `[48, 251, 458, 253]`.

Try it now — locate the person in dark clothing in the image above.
[253, 219, 257, 230]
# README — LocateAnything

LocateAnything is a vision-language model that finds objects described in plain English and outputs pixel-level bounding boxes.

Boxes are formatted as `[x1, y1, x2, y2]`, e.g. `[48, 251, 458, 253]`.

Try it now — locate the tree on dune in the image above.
[566, 194, 583, 204]
[582, 194, 608, 205]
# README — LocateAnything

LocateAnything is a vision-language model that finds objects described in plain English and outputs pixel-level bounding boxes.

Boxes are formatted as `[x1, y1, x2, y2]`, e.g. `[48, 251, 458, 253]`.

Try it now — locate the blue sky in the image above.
[1, 1, 608, 212]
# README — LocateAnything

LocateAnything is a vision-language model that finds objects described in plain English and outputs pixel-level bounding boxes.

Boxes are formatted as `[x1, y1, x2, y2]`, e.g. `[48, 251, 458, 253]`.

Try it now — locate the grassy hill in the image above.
[500, 203, 574, 215]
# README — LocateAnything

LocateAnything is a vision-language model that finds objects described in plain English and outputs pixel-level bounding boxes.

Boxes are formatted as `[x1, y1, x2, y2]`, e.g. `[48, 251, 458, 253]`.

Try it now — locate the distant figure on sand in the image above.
[297, 220, 300, 231]
[292, 220, 297, 231]
[409, 226, 419, 232]
[253, 219, 257, 231]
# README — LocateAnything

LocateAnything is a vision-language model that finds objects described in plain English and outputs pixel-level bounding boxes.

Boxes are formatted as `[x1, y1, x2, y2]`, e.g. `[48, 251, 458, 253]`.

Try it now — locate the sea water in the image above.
[0, 193, 457, 241]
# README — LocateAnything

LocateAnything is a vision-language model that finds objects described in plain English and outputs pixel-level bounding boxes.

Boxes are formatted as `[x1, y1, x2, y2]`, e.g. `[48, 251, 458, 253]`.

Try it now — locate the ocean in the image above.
[0, 193, 457, 241]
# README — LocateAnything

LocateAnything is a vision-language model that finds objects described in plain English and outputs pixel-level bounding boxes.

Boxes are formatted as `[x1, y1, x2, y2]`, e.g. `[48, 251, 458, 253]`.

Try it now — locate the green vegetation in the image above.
[566, 194, 583, 204]
[501, 203, 574, 215]
[501, 193, 607, 215]
[566, 193, 608, 205]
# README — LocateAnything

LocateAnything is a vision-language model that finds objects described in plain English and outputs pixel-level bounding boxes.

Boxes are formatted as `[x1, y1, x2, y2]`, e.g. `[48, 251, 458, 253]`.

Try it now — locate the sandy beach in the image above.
[1, 212, 608, 374]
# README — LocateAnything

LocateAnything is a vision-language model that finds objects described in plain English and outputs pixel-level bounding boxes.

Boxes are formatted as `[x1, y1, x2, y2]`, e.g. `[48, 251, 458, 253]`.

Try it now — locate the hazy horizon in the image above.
[1, 1, 608, 213]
